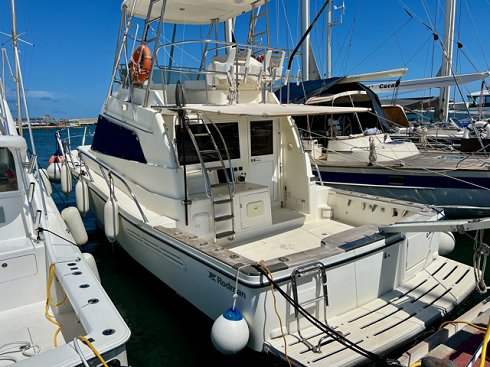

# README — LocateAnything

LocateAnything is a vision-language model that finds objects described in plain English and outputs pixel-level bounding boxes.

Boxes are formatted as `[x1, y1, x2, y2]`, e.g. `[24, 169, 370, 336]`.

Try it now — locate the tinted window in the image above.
[250, 120, 273, 156]
[91, 115, 147, 163]
[177, 122, 240, 165]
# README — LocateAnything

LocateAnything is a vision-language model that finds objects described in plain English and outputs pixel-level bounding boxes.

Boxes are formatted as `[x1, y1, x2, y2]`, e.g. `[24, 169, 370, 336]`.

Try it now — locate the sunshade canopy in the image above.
[122, 0, 264, 24]
[182, 103, 370, 117]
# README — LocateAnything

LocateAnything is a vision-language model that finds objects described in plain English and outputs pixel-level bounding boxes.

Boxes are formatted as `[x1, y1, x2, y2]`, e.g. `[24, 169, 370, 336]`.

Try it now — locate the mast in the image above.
[437, 0, 456, 122]
[326, 1, 332, 78]
[301, 0, 310, 81]
[11, 0, 22, 135]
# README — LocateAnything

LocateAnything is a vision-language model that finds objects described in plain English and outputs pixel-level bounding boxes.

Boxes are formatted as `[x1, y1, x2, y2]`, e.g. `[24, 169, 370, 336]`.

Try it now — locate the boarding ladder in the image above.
[248, 0, 270, 56]
[291, 261, 330, 353]
[183, 112, 236, 243]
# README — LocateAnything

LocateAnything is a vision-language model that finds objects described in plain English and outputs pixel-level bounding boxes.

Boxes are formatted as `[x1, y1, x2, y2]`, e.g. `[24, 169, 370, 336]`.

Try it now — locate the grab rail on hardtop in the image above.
[78, 150, 149, 224]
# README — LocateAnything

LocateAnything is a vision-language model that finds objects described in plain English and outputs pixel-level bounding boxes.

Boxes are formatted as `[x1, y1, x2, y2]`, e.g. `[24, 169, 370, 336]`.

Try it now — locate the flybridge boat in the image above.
[0, 1, 130, 366]
[55, 0, 488, 366]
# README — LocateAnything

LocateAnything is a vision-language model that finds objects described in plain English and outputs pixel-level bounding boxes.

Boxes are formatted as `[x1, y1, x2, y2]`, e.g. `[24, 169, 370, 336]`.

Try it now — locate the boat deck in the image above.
[264, 257, 475, 367]
[315, 151, 490, 171]
[0, 301, 65, 364]
[154, 207, 393, 270]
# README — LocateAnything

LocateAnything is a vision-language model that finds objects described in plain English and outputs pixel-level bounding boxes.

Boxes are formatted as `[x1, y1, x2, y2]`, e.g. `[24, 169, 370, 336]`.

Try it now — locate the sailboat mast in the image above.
[301, 0, 310, 81]
[326, 1, 332, 78]
[11, 0, 22, 135]
[438, 0, 456, 122]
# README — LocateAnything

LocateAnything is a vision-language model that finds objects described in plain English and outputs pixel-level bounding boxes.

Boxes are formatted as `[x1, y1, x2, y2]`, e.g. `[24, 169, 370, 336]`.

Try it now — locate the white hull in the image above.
[82, 153, 474, 364]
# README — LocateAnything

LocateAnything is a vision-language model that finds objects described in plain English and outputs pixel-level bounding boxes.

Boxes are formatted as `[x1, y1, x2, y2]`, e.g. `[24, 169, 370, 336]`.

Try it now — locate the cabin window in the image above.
[177, 122, 240, 165]
[250, 120, 273, 156]
[0, 148, 18, 192]
[91, 115, 147, 163]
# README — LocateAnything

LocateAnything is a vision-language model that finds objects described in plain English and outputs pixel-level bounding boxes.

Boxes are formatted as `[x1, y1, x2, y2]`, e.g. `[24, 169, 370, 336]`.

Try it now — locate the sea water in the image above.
[27, 127, 490, 367]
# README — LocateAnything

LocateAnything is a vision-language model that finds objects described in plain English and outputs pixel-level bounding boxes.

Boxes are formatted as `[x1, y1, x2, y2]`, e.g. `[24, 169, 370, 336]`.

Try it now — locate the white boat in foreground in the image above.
[0, 2, 130, 365]
[55, 1, 487, 365]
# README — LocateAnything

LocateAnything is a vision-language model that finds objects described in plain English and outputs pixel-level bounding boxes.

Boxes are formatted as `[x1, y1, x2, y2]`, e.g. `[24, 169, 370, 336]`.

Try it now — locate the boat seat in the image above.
[206, 47, 262, 89]
[263, 49, 285, 84]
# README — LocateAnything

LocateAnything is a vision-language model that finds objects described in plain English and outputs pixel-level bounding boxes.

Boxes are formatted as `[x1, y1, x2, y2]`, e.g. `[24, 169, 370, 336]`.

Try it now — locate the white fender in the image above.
[82, 252, 101, 282]
[39, 168, 52, 195]
[75, 178, 89, 216]
[211, 307, 249, 354]
[61, 206, 88, 245]
[47, 162, 62, 182]
[104, 199, 119, 243]
[60, 164, 72, 196]
[439, 231, 455, 256]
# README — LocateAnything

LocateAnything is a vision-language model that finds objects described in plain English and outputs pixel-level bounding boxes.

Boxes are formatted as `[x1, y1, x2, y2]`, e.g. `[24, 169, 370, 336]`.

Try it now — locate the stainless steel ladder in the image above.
[248, 0, 270, 55]
[183, 112, 236, 242]
[291, 261, 330, 353]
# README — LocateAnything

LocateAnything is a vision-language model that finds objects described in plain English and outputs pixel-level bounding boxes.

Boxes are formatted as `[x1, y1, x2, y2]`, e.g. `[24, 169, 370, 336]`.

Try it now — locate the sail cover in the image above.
[122, 0, 264, 24]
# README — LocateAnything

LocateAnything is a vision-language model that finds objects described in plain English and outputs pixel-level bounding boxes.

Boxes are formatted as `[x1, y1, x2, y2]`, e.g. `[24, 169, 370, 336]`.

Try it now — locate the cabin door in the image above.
[248, 119, 277, 200]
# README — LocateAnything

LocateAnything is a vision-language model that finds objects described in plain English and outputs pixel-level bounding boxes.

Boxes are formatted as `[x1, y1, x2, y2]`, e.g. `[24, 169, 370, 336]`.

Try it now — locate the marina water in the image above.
[28, 127, 490, 366]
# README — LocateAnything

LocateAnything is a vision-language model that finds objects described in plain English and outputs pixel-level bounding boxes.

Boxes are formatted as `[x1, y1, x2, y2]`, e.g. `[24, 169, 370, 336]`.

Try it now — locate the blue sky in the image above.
[0, 0, 488, 118]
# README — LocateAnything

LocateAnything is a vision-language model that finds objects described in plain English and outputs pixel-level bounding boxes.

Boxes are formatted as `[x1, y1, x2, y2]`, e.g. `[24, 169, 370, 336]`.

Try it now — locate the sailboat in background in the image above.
[278, 0, 490, 218]
[0, 1, 130, 366]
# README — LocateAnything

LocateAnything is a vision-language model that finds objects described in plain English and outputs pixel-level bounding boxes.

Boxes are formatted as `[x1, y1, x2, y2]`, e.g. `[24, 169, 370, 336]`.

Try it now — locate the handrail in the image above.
[78, 150, 149, 224]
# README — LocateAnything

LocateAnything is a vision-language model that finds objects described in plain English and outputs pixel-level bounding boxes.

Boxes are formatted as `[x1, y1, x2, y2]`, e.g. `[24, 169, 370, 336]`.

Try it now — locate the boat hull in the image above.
[85, 176, 475, 365]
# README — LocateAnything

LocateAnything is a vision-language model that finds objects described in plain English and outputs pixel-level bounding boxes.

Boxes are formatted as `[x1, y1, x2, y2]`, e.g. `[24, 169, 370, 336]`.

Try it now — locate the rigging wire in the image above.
[463, 0, 489, 70]
[347, 13, 413, 74]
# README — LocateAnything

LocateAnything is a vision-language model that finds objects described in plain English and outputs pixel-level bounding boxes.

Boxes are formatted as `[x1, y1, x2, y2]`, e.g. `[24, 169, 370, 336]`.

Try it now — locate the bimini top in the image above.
[183, 103, 370, 117]
[121, 0, 264, 24]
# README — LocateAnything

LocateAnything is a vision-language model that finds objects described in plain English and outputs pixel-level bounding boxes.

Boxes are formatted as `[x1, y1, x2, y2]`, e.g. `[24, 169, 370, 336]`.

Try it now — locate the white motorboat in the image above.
[56, 1, 486, 366]
[0, 2, 130, 366]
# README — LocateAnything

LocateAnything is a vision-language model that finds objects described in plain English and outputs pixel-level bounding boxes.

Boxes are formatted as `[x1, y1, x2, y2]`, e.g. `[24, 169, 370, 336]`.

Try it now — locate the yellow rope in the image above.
[45, 264, 67, 347]
[438, 320, 487, 332]
[409, 362, 421, 367]
[479, 317, 490, 367]
[258, 260, 292, 367]
[77, 336, 109, 367]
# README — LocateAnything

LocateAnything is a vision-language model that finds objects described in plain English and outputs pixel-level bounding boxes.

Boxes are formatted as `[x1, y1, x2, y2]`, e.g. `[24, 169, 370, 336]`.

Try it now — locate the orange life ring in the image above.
[130, 45, 152, 85]
[256, 54, 265, 63]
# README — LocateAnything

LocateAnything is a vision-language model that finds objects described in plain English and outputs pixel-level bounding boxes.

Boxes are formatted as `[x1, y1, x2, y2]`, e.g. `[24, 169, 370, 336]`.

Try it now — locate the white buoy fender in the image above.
[61, 206, 88, 245]
[39, 168, 52, 195]
[60, 164, 72, 196]
[439, 231, 455, 256]
[46, 162, 62, 182]
[75, 178, 89, 215]
[211, 307, 249, 354]
[82, 252, 101, 282]
[104, 200, 119, 243]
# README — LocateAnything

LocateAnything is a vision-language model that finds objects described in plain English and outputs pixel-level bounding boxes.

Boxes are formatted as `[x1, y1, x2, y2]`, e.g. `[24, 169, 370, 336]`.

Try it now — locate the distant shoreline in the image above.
[23, 121, 97, 130]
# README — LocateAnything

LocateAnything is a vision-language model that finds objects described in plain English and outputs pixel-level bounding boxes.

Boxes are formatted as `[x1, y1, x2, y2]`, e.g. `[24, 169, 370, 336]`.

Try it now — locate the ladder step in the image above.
[214, 198, 233, 205]
[215, 231, 235, 239]
[211, 183, 230, 189]
[215, 215, 234, 222]
[200, 149, 219, 155]
[254, 31, 268, 37]
[206, 166, 225, 171]
[193, 133, 211, 137]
